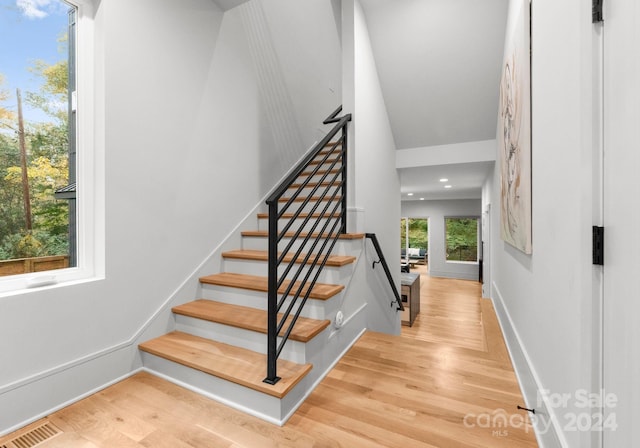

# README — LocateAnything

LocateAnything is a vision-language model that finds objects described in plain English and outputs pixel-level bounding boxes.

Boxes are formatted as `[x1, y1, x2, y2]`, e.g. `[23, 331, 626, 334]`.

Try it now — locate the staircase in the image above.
[139, 109, 367, 424]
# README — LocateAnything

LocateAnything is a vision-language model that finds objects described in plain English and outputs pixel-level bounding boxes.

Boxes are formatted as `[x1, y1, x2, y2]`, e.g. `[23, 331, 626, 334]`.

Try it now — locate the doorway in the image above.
[481, 204, 491, 297]
[400, 217, 429, 273]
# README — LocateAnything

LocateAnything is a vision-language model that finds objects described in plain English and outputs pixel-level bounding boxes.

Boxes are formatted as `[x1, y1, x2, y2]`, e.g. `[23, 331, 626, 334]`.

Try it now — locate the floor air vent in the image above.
[0, 421, 62, 448]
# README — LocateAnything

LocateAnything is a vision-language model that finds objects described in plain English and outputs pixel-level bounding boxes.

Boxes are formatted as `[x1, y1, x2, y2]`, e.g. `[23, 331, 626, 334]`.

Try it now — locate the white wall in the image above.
[358, 0, 508, 150]
[339, 0, 401, 335]
[0, 0, 343, 435]
[238, 0, 343, 172]
[402, 199, 481, 281]
[396, 139, 496, 169]
[261, 0, 342, 148]
[488, 0, 597, 446]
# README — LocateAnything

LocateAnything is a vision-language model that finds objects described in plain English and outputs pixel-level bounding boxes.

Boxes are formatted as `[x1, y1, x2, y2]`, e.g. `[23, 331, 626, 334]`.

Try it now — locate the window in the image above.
[0, 0, 102, 293]
[401, 218, 428, 266]
[445, 217, 479, 262]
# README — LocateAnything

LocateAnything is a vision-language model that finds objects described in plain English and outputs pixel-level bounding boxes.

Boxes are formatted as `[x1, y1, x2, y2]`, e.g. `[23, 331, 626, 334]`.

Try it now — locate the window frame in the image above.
[0, 0, 104, 296]
[444, 216, 480, 264]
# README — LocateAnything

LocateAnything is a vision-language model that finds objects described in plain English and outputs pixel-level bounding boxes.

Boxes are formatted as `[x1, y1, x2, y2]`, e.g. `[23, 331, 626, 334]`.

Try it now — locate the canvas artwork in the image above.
[499, 0, 532, 254]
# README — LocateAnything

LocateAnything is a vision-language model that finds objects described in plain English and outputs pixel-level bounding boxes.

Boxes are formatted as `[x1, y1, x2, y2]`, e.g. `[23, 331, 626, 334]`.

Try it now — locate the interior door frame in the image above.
[602, 0, 640, 445]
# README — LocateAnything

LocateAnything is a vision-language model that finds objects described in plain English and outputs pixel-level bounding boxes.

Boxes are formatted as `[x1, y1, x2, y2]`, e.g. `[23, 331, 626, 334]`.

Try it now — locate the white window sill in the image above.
[0, 269, 104, 298]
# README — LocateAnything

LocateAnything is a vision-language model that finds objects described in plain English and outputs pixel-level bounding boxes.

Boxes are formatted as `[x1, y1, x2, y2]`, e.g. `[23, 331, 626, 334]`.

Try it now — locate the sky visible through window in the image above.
[0, 0, 70, 123]
[0, 0, 73, 275]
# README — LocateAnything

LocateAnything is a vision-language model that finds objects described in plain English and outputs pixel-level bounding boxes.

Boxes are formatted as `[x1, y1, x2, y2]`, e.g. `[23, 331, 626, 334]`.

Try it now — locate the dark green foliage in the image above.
[0, 54, 70, 263]
[446, 218, 478, 261]
[0, 134, 25, 241]
[401, 218, 428, 250]
[0, 230, 68, 259]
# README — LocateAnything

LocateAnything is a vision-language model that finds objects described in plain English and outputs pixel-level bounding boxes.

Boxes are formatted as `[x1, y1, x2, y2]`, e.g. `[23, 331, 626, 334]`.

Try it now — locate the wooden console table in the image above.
[401, 272, 420, 326]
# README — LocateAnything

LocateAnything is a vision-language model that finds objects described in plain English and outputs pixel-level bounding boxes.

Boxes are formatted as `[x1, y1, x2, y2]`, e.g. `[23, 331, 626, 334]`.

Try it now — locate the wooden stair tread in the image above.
[222, 249, 355, 267]
[241, 230, 365, 240]
[316, 142, 341, 154]
[317, 148, 341, 155]
[256, 212, 340, 220]
[173, 300, 330, 342]
[300, 168, 341, 176]
[287, 181, 341, 190]
[308, 157, 341, 166]
[199, 272, 344, 300]
[278, 195, 340, 203]
[139, 331, 311, 398]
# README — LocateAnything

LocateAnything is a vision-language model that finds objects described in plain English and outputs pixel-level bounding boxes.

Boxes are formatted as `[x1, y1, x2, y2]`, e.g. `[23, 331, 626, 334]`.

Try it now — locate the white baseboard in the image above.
[0, 347, 141, 437]
[429, 269, 478, 281]
[281, 325, 367, 424]
[492, 282, 566, 448]
[143, 309, 368, 427]
[0, 150, 364, 435]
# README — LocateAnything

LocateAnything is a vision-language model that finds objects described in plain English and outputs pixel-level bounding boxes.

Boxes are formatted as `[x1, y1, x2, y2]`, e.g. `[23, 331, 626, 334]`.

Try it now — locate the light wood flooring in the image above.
[0, 265, 538, 447]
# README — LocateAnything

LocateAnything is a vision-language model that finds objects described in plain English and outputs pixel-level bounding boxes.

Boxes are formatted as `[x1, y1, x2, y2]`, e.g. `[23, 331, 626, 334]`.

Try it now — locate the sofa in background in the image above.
[401, 247, 427, 264]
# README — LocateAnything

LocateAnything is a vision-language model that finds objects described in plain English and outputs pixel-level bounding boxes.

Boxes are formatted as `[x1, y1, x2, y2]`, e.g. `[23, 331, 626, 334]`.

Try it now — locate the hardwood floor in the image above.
[0, 266, 538, 447]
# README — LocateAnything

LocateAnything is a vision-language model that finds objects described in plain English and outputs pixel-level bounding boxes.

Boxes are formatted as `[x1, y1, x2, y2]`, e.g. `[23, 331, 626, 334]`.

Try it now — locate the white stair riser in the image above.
[294, 169, 342, 184]
[199, 284, 341, 320]
[221, 259, 353, 284]
[292, 179, 342, 191]
[285, 200, 344, 216]
[300, 305, 367, 388]
[283, 184, 342, 198]
[141, 353, 310, 423]
[257, 217, 338, 233]
[241, 236, 354, 253]
[174, 314, 328, 364]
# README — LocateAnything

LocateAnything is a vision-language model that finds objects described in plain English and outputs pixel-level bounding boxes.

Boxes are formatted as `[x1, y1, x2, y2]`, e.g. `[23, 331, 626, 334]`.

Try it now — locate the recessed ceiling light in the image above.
[444, 185, 452, 189]
[407, 193, 414, 196]
[420, 198, 425, 200]
[439, 178, 448, 182]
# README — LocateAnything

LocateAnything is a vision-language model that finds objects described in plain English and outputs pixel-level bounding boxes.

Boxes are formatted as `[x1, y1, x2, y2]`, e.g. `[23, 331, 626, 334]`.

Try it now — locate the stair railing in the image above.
[264, 106, 352, 385]
[366, 233, 404, 312]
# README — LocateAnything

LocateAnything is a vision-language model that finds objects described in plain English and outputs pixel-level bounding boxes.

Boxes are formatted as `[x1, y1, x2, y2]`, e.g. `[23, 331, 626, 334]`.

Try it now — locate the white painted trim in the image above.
[141, 367, 283, 426]
[0, 367, 143, 437]
[132, 156, 362, 340]
[492, 282, 568, 448]
[395, 139, 497, 168]
[0, 339, 128, 396]
[281, 326, 367, 424]
[347, 206, 365, 233]
[428, 270, 477, 281]
[0, 139, 337, 424]
[445, 260, 479, 265]
[0, 192, 259, 396]
[131, 203, 263, 339]
[328, 303, 367, 340]
[140, 326, 367, 427]
[0, 0, 105, 296]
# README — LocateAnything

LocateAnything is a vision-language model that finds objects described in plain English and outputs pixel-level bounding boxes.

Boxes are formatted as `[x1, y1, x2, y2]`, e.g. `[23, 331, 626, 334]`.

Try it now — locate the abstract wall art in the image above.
[499, 0, 532, 254]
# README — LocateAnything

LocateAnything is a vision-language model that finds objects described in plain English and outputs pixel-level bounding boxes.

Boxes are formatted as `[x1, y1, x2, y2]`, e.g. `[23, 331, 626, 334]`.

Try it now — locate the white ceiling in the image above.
[400, 161, 494, 201]
[359, 0, 509, 200]
[212, 0, 251, 11]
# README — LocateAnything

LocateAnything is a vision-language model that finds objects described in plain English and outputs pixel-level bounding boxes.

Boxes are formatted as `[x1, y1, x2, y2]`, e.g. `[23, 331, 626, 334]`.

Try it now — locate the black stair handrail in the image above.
[264, 106, 351, 385]
[366, 233, 404, 312]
